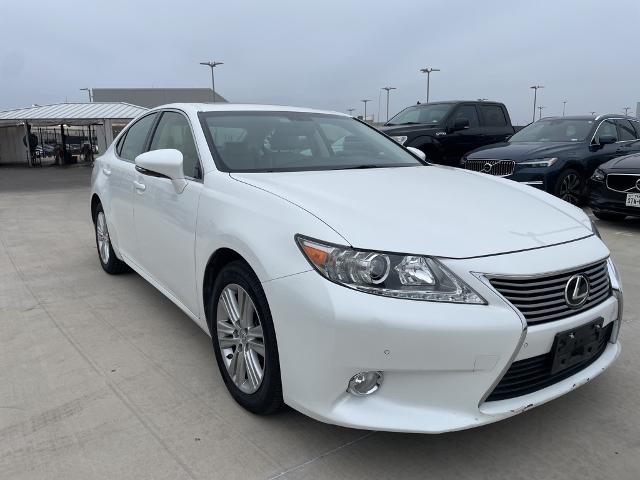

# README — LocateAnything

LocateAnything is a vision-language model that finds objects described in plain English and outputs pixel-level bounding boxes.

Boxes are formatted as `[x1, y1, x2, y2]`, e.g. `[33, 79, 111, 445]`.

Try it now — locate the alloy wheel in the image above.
[216, 284, 266, 394]
[96, 212, 110, 264]
[559, 173, 581, 205]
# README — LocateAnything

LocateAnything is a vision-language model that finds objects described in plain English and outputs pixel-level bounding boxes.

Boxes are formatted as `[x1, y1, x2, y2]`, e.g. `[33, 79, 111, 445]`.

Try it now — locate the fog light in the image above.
[347, 371, 383, 396]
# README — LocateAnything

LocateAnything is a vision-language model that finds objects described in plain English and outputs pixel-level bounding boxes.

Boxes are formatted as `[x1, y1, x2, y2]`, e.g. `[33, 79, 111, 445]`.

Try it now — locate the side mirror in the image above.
[407, 146, 427, 161]
[451, 118, 470, 131]
[598, 135, 617, 145]
[135, 149, 187, 193]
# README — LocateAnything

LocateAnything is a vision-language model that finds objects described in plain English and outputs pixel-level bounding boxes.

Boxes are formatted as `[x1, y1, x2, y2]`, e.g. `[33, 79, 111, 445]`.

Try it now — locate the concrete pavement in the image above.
[1, 166, 639, 479]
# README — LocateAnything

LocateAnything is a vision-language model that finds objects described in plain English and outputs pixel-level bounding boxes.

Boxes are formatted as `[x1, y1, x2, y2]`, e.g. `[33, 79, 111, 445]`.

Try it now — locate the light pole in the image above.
[382, 86, 396, 122]
[347, 108, 355, 116]
[530, 85, 544, 123]
[623, 106, 632, 116]
[562, 100, 567, 116]
[590, 111, 597, 116]
[537, 106, 545, 120]
[361, 99, 371, 122]
[419, 67, 440, 102]
[80, 88, 92, 102]
[200, 61, 224, 102]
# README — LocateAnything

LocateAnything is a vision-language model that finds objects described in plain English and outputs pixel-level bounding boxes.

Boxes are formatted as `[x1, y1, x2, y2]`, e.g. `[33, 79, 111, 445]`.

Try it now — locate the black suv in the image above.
[462, 115, 640, 204]
[380, 101, 518, 167]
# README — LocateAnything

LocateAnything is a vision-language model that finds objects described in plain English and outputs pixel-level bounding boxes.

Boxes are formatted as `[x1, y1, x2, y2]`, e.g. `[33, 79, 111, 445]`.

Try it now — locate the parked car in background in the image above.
[90, 103, 621, 433]
[380, 101, 521, 167]
[589, 152, 640, 220]
[462, 115, 640, 204]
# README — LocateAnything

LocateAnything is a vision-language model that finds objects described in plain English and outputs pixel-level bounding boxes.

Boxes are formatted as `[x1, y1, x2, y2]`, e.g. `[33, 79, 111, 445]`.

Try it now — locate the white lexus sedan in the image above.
[90, 103, 622, 433]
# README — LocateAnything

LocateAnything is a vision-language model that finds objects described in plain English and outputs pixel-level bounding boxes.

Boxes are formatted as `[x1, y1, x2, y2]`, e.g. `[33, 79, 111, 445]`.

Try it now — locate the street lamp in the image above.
[530, 85, 544, 123]
[382, 86, 396, 122]
[419, 67, 440, 102]
[623, 106, 632, 116]
[590, 111, 597, 116]
[361, 99, 371, 122]
[80, 88, 92, 102]
[200, 61, 224, 102]
[562, 100, 567, 116]
[347, 108, 355, 116]
[537, 106, 545, 120]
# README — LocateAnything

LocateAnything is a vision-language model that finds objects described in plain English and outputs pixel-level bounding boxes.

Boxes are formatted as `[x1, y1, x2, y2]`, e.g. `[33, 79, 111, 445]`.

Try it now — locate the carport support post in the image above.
[23, 123, 32, 167]
[60, 124, 67, 165]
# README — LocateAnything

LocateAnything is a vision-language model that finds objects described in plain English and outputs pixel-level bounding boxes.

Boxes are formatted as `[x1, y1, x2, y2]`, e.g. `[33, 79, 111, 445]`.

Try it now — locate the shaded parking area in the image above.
[1, 166, 639, 480]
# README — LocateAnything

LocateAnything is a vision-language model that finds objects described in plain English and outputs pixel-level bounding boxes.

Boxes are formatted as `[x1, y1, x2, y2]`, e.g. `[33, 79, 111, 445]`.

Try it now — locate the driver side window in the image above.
[594, 120, 618, 143]
[149, 112, 201, 179]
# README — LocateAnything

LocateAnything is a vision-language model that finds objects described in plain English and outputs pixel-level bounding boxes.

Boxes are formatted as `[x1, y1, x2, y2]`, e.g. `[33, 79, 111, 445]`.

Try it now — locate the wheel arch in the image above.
[202, 247, 252, 332]
[90, 193, 101, 223]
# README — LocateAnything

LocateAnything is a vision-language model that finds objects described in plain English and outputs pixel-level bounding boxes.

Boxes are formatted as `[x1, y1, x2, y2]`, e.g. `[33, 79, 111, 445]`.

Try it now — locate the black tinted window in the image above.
[595, 120, 618, 142]
[120, 113, 157, 162]
[616, 119, 636, 141]
[479, 105, 507, 127]
[150, 112, 200, 178]
[451, 105, 480, 128]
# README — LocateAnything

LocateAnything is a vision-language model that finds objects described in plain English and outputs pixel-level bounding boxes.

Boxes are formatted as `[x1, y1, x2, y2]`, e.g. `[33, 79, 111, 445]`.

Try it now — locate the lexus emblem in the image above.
[482, 162, 494, 173]
[564, 274, 590, 308]
[636, 178, 640, 191]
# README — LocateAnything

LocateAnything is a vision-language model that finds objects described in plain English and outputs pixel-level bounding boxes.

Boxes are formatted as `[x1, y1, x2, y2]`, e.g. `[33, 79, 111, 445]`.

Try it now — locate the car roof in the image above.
[149, 103, 348, 117]
[539, 114, 638, 121]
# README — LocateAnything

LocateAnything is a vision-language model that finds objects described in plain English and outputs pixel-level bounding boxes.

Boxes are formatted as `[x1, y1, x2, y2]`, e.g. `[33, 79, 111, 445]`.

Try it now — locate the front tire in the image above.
[593, 210, 626, 222]
[210, 260, 283, 415]
[554, 169, 584, 205]
[94, 205, 130, 274]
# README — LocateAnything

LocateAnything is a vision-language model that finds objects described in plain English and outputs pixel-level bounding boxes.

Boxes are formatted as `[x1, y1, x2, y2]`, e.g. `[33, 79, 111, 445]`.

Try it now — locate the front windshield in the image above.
[199, 111, 424, 172]
[510, 119, 594, 143]
[386, 103, 454, 126]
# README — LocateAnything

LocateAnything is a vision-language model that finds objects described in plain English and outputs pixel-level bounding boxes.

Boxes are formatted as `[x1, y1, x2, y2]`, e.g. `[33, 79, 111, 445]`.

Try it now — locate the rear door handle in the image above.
[133, 180, 146, 192]
[102, 165, 112, 176]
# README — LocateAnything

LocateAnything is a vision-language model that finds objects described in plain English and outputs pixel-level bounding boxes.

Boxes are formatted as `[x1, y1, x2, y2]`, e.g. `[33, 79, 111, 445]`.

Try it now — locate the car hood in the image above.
[467, 142, 583, 161]
[231, 166, 592, 259]
[602, 152, 640, 171]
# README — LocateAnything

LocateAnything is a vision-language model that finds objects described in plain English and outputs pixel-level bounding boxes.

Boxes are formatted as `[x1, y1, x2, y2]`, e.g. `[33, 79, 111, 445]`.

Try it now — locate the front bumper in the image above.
[589, 179, 640, 217]
[263, 235, 620, 433]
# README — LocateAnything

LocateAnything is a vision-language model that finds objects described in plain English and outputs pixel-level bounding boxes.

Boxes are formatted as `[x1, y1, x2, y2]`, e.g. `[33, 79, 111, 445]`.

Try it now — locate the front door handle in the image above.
[102, 165, 112, 176]
[133, 180, 146, 192]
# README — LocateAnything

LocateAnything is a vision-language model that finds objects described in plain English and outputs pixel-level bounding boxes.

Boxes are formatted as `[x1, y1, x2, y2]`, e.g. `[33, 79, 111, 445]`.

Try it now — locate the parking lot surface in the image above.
[1, 166, 639, 480]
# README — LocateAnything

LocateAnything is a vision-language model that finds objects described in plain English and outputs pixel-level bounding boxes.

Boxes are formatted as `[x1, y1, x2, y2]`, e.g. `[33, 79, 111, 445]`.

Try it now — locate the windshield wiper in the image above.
[341, 164, 387, 170]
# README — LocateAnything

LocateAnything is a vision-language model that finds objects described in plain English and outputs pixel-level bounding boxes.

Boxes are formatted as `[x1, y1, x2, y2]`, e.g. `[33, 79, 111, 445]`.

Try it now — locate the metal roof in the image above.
[0, 102, 148, 126]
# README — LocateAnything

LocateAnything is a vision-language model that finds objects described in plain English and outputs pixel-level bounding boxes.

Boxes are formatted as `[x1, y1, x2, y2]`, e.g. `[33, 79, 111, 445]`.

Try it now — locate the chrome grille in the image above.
[464, 159, 515, 177]
[488, 261, 611, 325]
[606, 174, 640, 193]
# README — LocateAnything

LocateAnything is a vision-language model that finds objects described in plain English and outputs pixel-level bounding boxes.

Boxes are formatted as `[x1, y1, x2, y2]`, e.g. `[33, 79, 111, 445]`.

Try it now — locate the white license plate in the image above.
[626, 193, 640, 207]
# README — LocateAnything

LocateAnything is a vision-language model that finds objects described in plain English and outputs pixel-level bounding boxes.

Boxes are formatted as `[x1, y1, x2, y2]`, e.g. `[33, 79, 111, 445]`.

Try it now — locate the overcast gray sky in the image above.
[1, 0, 639, 124]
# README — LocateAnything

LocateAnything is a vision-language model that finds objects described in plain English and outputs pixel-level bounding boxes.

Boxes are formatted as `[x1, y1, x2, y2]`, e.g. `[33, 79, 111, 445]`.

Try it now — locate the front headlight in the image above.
[607, 257, 622, 291]
[390, 135, 408, 145]
[591, 168, 606, 182]
[519, 157, 558, 168]
[296, 236, 486, 304]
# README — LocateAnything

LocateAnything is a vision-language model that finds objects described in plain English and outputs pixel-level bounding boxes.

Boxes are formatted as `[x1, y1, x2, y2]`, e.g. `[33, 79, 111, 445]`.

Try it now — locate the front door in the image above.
[440, 104, 483, 166]
[132, 111, 204, 316]
[109, 112, 158, 259]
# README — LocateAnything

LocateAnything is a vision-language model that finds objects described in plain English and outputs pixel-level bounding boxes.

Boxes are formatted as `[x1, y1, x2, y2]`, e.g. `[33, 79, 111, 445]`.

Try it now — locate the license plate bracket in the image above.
[550, 318, 605, 375]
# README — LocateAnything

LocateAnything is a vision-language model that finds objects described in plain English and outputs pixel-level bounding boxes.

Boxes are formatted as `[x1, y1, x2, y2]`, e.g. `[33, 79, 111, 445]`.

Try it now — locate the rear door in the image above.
[613, 119, 640, 157]
[478, 104, 513, 145]
[108, 112, 158, 261]
[132, 110, 204, 316]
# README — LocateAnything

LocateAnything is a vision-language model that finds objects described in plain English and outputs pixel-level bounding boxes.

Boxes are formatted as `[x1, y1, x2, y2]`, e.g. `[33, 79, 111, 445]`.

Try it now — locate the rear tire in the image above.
[210, 260, 283, 415]
[593, 210, 626, 222]
[94, 204, 130, 274]
[554, 169, 584, 205]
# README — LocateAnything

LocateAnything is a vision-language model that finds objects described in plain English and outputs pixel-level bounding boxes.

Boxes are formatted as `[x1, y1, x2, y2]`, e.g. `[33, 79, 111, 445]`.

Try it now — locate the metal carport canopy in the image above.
[0, 102, 148, 127]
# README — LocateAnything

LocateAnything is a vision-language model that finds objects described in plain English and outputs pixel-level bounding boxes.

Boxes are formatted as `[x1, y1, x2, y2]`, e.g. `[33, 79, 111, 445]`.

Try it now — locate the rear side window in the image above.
[479, 105, 508, 127]
[631, 120, 640, 137]
[119, 113, 158, 162]
[616, 119, 636, 141]
[149, 112, 201, 178]
[451, 105, 480, 128]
